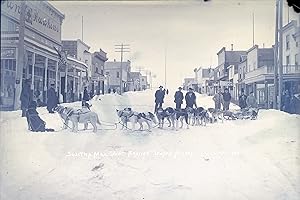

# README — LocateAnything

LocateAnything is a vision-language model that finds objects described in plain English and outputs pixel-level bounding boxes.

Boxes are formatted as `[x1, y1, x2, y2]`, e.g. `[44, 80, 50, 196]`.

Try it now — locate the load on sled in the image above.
[223, 107, 259, 120]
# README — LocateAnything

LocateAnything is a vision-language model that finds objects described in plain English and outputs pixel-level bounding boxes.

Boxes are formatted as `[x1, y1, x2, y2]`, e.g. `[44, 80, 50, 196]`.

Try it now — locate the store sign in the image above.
[1, 1, 62, 43]
[1, 48, 16, 59]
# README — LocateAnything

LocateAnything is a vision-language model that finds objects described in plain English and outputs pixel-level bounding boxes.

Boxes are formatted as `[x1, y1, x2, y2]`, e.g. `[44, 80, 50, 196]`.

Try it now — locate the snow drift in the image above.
[0, 89, 299, 200]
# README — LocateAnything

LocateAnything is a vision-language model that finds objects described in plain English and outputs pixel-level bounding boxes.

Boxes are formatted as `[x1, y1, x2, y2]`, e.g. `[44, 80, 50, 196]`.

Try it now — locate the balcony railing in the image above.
[245, 65, 300, 80]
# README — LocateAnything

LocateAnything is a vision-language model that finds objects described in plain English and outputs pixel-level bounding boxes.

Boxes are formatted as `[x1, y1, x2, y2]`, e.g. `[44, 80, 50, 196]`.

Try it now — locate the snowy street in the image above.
[0, 89, 299, 200]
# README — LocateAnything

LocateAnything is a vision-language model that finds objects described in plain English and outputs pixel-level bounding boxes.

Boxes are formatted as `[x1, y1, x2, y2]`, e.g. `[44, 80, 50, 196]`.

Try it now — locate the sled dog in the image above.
[54, 105, 101, 132]
[194, 107, 210, 126]
[116, 108, 157, 131]
[207, 108, 224, 123]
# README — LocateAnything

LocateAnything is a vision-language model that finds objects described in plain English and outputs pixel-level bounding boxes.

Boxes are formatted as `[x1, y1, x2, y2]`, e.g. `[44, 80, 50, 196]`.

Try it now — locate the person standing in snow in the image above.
[222, 88, 231, 111]
[154, 86, 165, 113]
[174, 87, 184, 109]
[212, 88, 223, 110]
[20, 78, 32, 117]
[47, 83, 58, 113]
[238, 89, 247, 109]
[185, 88, 197, 108]
[282, 89, 291, 113]
[82, 87, 90, 106]
[246, 91, 257, 108]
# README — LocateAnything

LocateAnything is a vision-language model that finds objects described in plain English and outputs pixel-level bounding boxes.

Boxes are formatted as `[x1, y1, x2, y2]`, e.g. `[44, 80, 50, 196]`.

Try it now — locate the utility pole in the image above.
[274, 0, 279, 109]
[81, 16, 84, 41]
[278, 0, 284, 110]
[14, 1, 26, 110]
[164, 46, 167, 88]
[252, 11, 255, 46]
[115, 44, 130, 94]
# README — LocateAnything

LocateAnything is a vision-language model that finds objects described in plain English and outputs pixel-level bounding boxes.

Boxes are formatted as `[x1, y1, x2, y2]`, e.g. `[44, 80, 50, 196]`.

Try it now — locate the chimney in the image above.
[231, 44, 233, 51]
[263, 43, 265, 48]
[114, 59, 116, 62]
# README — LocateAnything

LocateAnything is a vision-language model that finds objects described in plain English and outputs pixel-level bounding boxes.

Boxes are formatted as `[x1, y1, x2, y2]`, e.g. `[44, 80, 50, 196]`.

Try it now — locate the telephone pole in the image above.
[274, 0, 279, 109]
[115, 44, 130, 94]
[278, 0, 283, 110]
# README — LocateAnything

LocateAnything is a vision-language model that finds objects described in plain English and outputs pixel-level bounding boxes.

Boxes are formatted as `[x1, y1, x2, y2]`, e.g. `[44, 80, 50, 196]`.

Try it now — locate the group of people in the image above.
[213, 88, 257, 111]
[281, 89, 299, 114]
[20, 79, 59, 117]
[154, 86, 197, 113]
[154, 85, 259, 113]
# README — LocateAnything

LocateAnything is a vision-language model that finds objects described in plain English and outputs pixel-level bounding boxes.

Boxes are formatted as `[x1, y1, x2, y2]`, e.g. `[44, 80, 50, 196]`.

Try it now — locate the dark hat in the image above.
[159, 86, 163, 88]
[178, 87, 182, 90]
[188, 87, 193, 90]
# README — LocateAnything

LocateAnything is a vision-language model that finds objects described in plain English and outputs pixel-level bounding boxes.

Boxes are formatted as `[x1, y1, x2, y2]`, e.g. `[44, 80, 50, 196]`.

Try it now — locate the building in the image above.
[183, 78, 196, 90]
[104, 60, 131, 93]
[238, 55, 247, 95]
[282, 19, 300, 95]
[194, 67, 210, 94]
[92, 49, 108, 95]
[140, 75, 147, 90]
[243, 45, 275, 108]
[215, 46, 247, 91]
[1, 1, 64, 110]
[61, 39, 92, 102]
[128, 72, 142, 91]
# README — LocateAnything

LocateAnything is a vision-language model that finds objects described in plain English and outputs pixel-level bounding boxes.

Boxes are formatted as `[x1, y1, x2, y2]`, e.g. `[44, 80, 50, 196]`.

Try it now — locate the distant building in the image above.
[104, 60, 131, 93]
[183, 78, 196, 90]
[215, 47, 247, 91]
[194, 67, 210, 94]
[92, 49, 108, 95]
[128, 72, 142, 91]
[62, 39, 91, 102]
[140, 75, 148, 90]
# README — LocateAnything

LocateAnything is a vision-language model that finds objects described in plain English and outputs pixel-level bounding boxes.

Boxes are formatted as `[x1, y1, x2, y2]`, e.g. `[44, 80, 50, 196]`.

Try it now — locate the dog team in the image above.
[23, 85, 258, 133]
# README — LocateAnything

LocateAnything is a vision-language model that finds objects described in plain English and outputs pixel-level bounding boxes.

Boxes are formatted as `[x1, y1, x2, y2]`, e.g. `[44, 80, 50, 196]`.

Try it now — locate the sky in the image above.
[51, 0, 299, 89]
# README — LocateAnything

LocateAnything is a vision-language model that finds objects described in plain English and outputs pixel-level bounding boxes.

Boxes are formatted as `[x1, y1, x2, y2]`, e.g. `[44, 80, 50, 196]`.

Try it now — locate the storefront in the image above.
[1, 1, 64, 110]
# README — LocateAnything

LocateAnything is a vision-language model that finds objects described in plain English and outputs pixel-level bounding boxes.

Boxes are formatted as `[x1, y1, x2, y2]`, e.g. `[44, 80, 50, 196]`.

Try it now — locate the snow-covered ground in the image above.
[0, 89, 299, 200]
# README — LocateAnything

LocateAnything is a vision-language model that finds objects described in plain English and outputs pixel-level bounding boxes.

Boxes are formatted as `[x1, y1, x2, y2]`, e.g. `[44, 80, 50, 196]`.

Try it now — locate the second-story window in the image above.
[286, 35, 290, 50]
[286, 55, 290, 65]
[117, 71, 120, 78]
[95, 67, 98, 74]
[101, 69, 103, 75]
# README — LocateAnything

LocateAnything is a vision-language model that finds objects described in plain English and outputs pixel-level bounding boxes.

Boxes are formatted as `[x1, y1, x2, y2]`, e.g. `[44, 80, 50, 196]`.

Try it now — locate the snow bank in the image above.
[0, 90, 299, 200]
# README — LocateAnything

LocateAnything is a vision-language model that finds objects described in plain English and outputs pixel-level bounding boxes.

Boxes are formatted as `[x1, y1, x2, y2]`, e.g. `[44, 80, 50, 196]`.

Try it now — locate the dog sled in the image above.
[223, 107, 259, 120]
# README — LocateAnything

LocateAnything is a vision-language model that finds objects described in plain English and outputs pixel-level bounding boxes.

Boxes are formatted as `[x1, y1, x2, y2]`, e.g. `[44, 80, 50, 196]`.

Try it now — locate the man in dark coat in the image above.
[282, 89, 291, 113]
[47, 83, 58, 113]
[185, 88, 197, 108]
[174, 87, 184, 109]
[154, 86, 165, 113]
[238, 89, 247, 109]
[82, 87, 90, 106]
[20, 79, 32, 117]
[83, 87, 89, 101]
[222, 88, 231, 111]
